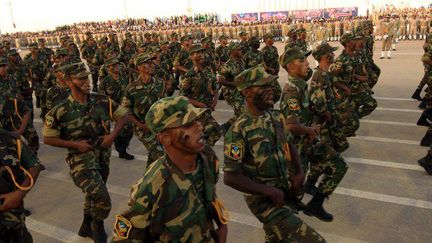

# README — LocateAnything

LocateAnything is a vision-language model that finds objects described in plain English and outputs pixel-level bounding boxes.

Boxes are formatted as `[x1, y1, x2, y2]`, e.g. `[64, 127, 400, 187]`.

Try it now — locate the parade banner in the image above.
[259, 11, 289, 21]
[324, 7, 358, 19]
[291, 9, 324, 20]
[231, 12, 259, 22]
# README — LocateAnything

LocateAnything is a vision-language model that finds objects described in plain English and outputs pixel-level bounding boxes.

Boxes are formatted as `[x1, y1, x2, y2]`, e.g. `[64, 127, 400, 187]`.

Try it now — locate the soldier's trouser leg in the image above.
[336, 99, 360, 137]
[71, 169, 111, 221]
[96, 147, 111, 183]
[262, 208, 326, 243]
[91, 73, 98, 92]
[309, 147, 348, 195]
[354, 91, 377, 118]
[114, 122, 133, 153]
[225, 93, 245, 125]
[0, 223, 33, 243]
[23, 123, 39, 155]
[199, 111, 222, 146]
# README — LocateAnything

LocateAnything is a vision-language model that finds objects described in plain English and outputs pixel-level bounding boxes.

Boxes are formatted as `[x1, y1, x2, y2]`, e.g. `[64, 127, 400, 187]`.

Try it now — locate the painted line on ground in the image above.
[349, 136, 419, 145]
[214, 107, 422, 114]
[374, 97, 415, 101]
[361, 120, 417, 127]
[27, 217, 87, 243]
[344, 157, 423, 171]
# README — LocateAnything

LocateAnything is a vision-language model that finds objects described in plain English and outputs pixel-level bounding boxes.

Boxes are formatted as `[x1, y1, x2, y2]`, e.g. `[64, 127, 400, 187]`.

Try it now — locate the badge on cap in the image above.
[224, 143, 243, 160]
[114, 215, 132, 239]
[45, 116, 54, 128]
[287, 98, 300, 111]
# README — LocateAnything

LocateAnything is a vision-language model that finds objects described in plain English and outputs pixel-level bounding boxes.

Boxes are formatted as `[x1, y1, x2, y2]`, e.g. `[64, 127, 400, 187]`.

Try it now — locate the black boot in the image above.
[411, 88, 422, 101]
[419, 99, 428, 109]
[118, 149, 135, 160]
[418, 152, 432, 175]
[78, 213, 93, 238]
[303, 179, 318, 196]
[303, 192, 334, 222]
[91, 220, 107, 243]
[420, 132, 432, 147]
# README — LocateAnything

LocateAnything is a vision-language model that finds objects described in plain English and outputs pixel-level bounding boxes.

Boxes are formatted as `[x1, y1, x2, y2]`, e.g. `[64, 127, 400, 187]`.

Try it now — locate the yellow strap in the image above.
[109, 98, 113, 120]
[212, 199, 229, 225]
[283, 143, 292, 162]
[14, 99, 23, 121]
[4, 165, 34, 191]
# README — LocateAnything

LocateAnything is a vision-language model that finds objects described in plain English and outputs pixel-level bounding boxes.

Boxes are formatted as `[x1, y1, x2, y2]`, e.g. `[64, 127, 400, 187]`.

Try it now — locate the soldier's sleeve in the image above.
[280, 85, 302, 124]
[179, 73, 192, 97]
[112, 177, 154, 242]
[270, 78, 282, 102]
[42, 106, 62, 138]
[109, 98, 129, 121]
[329, 58, 344, 75]
[223, 121, 245, 173]
[308, 72, 328, 115]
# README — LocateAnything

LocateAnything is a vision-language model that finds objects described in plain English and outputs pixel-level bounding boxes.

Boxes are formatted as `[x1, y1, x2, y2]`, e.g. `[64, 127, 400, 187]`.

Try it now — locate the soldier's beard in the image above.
[253, 89, 274, 111]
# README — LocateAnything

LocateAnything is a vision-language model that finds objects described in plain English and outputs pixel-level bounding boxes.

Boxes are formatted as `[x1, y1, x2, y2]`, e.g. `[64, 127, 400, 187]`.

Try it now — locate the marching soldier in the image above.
[261, 33, 279, 75]
[112, 96, 228, 243]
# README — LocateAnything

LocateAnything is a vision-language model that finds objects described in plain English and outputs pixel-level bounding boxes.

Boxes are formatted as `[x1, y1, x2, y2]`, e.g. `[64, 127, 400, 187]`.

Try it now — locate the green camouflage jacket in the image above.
[261, 45, 280, 75]
[121, 77, 165, 123]
[43, 94, 127, 174]
[173, 48, 193, 73]
[45, 85, 70, 111]
[180, 67, 218, 107]
[99, 69, 129, 103]
[219, 58, 245, 98]
[215, 45, 229, 64]
[243, 49, 263, 69]
[112, 146, 219, 243]
[308, 67, 337, 118]
[329, 49, 354, 89]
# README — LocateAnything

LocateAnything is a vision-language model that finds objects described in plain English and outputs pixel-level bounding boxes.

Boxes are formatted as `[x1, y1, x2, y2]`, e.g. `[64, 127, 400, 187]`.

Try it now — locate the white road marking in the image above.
[344, 157, 423, 171]
[374, 97, 415, 101]
[375, 107, 421, 113]
[27, 217, 88, 243]
[361, 120, 417, 127]
[350, 136, 419, 145]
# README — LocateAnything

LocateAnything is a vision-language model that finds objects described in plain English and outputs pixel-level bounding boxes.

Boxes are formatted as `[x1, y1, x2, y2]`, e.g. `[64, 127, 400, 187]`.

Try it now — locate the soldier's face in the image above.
[162, 121, 206, 153]
[251, 85, 274, 111]
[299, 32, 307, 40]
[288, 58, 309, 78]
[265, 38, 274, 45]
[240, 35, 248, 41]
[0, 64, 8, 77]
[220, 39, 228, 45]
[69, 76, 91, 94]
[322, 52, 335, 63]
[137, 61, 155, 75]
[191, 52, 203, 65]
[108, 64, 119, 74]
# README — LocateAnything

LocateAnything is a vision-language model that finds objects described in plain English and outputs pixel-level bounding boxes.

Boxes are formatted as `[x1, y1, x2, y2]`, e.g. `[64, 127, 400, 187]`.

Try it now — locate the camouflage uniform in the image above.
[99, 58, 134, 155]
[219, 47, 245, 121]
[329, 48, 360, 137]
[261, 37, 280, 75]
[180, 61, 222, 146]
[113, 96, 224, 242]
[23, 44, 48, 109]
[243, 36, 263, 69]
[121, 55, 165, 165]
[43, 64, 128, 221]
[0, 93, 44, 243]
[215, 42, 229, 65]
[45, 84, 70, 112]
[0, 63, 39, 156]
[224, 66, 325, 243]
[280, 75, 348, 195]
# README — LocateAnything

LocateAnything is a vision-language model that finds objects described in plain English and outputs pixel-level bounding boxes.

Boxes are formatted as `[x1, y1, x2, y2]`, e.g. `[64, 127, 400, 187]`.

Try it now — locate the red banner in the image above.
[231, 12, 259, 22]
[324, 7, 358, 19]
[291, 9, 324, 20]
[260, 11, 290, 21]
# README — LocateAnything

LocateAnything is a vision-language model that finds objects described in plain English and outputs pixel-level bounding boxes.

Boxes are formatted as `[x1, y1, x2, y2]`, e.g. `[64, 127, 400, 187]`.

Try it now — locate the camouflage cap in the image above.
[287, 26, 298, 36]
[145, 96, 208, 134]
[135, 53, 156, 66]
[2, 40, 11, 45]
[180, 35, 193, 42]
[228, 42, 242, 52]
[235, 64, 278, 92]
[125, 32, 132, 37]
[160, 40, 169, 45]
[189, 44, 206, 55]
[144, 32, 151, 38]
[0, 57, 8, 65]
[28, 42, 38, 49]
[319, 18, 325, 22]
[147, 45, 162, 56]
[340, 32, 362, 45]
[263, 33, 274, 39]
[238, 30, 247, 36]
[85, 31, 92, 36]
[200, 36, 211, 44]
[38, 38, 45, 43]
[54, 48, 69, 58]
[105, 57, 120, 66]
[312, 42, 338, 60]
[152, 33, 160, 38]
[8, 49, 19, 56]
[297, 28, 306, 33]
[170, 32, 178, 37]
[60, 35, 69, 40]
[104, 46, 116, 56]
[218, 34, 228, 40]
[248, 36, 260, 45]
[98, 38, 108, 45]
[279, 47, 311, 67]
[63, 62, 91, 78]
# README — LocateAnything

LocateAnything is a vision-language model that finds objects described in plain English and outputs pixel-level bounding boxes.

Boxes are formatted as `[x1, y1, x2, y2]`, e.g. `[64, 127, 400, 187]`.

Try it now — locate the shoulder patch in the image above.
[114, 215, 132, 239]
[45, 116, 54, 128]
[287, 98, 300, 111]
[224, 143, 243, 160]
